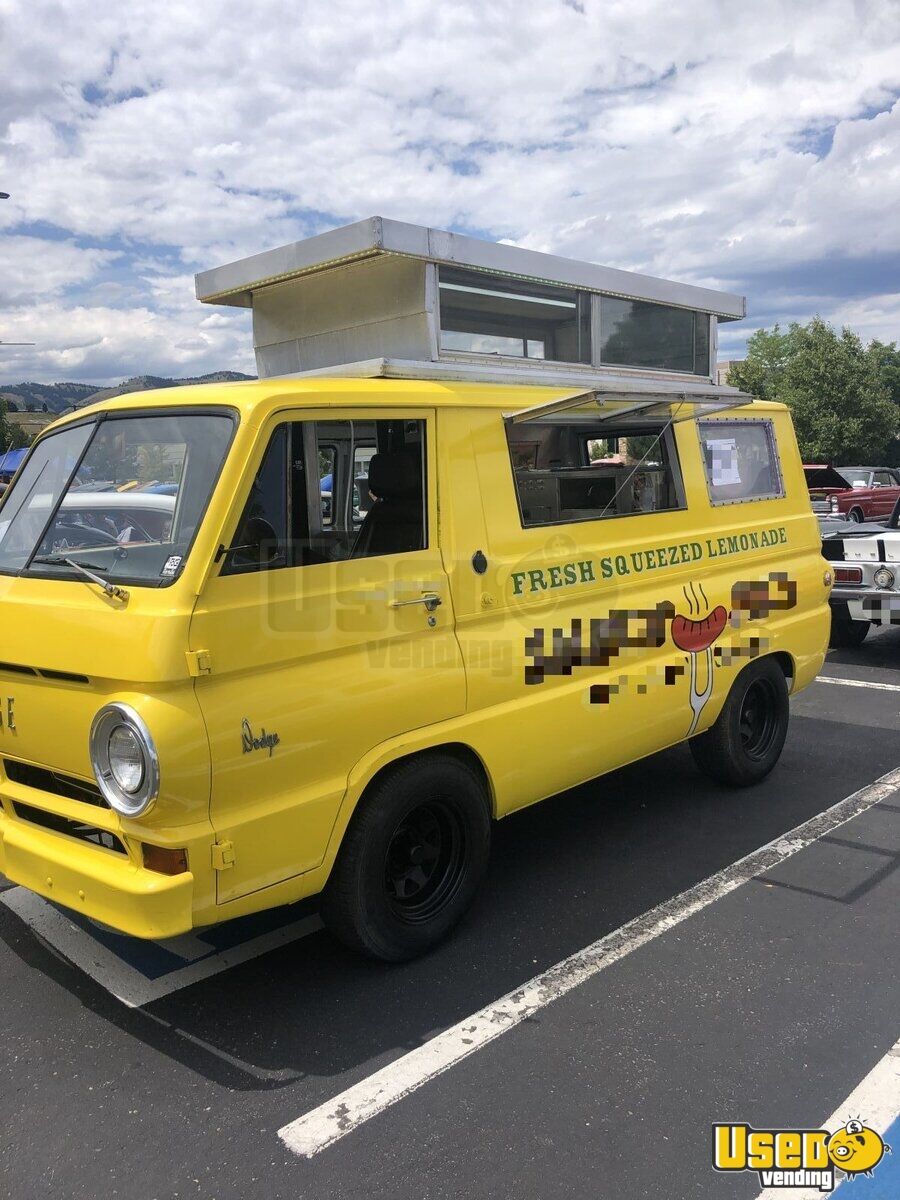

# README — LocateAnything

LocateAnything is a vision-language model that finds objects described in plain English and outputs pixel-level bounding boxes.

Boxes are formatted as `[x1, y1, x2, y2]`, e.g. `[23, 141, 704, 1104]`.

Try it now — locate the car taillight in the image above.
[834, 566, 863, 584]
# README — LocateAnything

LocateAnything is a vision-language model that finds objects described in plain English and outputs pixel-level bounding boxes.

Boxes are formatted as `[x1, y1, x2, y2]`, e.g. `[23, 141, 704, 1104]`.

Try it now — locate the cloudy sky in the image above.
[1, 0, 899, 384]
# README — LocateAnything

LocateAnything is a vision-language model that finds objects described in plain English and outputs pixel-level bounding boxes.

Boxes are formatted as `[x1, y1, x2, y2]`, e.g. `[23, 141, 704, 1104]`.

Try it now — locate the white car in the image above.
[822, 499, 900, 646]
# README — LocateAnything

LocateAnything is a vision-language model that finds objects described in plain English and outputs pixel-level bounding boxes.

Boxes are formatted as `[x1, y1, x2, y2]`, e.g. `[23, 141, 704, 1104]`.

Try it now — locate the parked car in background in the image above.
[805, 463, 900, 523]
[821, 497, 900, 646]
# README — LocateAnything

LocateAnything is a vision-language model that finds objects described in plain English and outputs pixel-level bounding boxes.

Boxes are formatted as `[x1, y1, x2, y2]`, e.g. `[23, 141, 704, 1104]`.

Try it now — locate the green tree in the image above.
[727, 318, 899, 462]
[0, 399, 30, 452]
[727, 324, 798, 401]
[866, 339, 900, 408]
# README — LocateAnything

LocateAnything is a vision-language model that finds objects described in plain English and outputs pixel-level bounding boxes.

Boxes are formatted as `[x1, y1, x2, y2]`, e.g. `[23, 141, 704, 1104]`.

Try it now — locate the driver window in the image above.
[221, 425, 290, 575]
[221, 417, 426, 575]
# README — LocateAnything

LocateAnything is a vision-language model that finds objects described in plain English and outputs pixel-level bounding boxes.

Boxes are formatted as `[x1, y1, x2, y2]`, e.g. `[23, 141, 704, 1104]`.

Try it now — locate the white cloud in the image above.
[0, 236, 120, 305]
[1, 0, 899, 382]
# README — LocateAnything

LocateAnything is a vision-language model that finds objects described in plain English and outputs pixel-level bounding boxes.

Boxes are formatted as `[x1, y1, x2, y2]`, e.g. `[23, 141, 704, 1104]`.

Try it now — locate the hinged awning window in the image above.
[504, 382, 754, 425]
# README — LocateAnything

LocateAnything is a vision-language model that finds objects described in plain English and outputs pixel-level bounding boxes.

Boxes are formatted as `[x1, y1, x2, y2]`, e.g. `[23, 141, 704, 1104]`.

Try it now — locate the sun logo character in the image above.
[827, 1118, 890, 1178]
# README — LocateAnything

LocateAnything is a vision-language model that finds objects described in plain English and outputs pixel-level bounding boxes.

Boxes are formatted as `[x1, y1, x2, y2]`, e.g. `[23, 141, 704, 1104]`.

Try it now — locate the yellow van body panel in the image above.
[0, 380, 830, 936]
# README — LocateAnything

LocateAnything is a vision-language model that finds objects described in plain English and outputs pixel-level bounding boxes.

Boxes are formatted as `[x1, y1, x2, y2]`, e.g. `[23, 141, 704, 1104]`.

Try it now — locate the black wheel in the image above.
[848, 507, 864, 523]
[321, 755, 491, 961]
[689, 657, 789, 787]
[829, 605, 870, 648]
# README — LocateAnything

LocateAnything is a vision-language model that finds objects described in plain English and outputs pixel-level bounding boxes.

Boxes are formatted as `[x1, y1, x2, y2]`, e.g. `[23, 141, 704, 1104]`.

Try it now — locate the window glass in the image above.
[222, 418, 426, 572]
[439, 267, 591, 364]
[698, 420, 784, 504]
[506, 421, 683, 527]
[0, 423, 92, 573]
[599, 296, 710, 375]
[318, 445, 336, 527]
[0, 413, 233, 585]
[222, 425, 289, 574]
[873, 470, 893, 486]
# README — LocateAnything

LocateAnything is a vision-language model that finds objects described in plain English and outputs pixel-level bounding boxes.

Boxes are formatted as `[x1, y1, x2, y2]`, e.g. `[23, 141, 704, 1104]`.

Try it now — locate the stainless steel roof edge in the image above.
[195, 217, 746, 319]
[279, 356, 753, 400]
[194, 217, 385, 306]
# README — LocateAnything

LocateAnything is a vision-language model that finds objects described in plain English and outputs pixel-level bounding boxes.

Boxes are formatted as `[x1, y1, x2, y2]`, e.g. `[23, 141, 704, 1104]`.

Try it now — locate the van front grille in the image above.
[11, 801, 127, 855]
[3, 759, 108, 809]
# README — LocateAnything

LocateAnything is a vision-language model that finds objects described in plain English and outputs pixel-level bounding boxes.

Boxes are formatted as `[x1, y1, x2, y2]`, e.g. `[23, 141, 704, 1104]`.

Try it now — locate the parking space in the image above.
[1, 624, 897, 1199]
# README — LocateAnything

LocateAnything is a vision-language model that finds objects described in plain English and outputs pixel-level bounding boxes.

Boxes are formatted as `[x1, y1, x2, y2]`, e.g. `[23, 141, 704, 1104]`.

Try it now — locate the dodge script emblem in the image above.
[241, 717, 280, 758]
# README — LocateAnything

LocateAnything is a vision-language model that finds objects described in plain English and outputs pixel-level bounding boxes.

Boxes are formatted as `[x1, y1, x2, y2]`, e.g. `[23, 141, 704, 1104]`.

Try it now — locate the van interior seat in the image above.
[351, 450, 424, 557]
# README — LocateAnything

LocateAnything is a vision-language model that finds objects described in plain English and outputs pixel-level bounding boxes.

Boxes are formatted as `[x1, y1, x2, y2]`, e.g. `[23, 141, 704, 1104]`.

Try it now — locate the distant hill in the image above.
[0, 371, 256, 415]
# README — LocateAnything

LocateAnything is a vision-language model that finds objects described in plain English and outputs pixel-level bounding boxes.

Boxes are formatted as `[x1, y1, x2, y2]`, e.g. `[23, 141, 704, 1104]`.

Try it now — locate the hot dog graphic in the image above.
[674, 591, 727, 734]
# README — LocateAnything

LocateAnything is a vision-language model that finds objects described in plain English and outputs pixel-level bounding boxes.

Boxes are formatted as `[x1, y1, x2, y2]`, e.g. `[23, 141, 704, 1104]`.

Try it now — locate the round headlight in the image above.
[90, 704, 159, 817]
[109, 724, 145, 794]
[874, 566, 895, 590]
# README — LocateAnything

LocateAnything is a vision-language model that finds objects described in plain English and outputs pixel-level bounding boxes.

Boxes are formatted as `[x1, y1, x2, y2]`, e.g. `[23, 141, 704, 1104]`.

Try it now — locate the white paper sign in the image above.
[709, 438, 741, 486]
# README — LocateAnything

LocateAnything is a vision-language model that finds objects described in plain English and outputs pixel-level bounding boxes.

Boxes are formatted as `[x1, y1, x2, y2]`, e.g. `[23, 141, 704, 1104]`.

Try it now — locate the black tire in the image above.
[689, 657, 789, 787]
[321, 755, 491, 961]
[829, 607, 870, 648]
[848, 507, 864, 523]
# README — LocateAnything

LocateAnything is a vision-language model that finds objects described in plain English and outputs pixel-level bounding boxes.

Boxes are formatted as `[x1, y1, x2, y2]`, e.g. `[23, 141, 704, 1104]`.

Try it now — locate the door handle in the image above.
[389, 591, 443, 613]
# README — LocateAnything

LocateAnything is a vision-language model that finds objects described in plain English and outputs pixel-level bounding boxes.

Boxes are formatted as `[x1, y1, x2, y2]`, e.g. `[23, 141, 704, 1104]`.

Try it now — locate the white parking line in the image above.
[278, 765, 900, 1159]
[0, 887, 322, 1007]
[754, 1036, 900, 1199]
[816, 677, 900, 693]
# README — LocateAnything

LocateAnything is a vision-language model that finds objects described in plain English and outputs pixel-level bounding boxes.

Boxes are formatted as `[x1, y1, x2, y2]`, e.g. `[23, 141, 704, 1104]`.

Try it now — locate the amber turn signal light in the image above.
[141, 844, 189, 875]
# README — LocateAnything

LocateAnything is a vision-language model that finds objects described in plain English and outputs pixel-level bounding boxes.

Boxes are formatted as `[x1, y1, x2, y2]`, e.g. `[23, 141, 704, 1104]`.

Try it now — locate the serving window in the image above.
[438, 268, 592, 364]
[698, 419, 784, 505]
[599, 296, 711, 376]
[505, 420, 685, 528]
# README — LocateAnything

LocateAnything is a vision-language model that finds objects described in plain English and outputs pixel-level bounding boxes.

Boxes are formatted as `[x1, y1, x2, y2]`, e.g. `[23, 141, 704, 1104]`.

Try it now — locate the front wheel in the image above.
[848, 507, 864, 523]
[321, 755, 491, 961]
[690, 657, 789, 787]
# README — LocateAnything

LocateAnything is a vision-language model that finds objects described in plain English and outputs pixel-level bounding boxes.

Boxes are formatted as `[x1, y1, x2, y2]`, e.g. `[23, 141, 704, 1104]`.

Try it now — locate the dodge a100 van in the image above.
[0, 220, 831, 960]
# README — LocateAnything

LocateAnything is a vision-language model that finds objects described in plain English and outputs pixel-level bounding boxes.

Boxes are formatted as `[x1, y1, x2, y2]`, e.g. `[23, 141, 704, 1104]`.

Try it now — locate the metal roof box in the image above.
[196, 217, 746, 384]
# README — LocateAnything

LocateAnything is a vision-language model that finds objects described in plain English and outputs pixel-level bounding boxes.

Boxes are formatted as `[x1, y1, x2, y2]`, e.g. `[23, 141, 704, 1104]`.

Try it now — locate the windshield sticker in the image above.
[161, 555, 183, 577]
[509, 525, 789, 596]
[525, 572, 798, 734]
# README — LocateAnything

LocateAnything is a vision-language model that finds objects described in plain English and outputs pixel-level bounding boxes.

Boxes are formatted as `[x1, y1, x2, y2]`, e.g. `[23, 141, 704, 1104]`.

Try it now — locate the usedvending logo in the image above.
[713, 1118, 890, 1191]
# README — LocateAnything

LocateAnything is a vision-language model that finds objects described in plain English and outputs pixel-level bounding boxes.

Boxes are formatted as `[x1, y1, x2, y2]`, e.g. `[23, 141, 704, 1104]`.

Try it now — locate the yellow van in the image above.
[0, 220, 831, 960]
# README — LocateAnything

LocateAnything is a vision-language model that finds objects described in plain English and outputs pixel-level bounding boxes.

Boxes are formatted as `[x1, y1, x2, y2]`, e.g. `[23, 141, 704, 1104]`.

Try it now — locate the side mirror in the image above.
[243, 516, 280, 563]
[218, 516, 283, 567]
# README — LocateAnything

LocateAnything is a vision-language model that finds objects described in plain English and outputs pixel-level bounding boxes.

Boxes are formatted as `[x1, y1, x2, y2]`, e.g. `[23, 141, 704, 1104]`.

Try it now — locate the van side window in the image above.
[311, 419, 426, 561]
[222, 418, 426, 573]
[505, 421, 684, 527]
[698, 420, 784, 505]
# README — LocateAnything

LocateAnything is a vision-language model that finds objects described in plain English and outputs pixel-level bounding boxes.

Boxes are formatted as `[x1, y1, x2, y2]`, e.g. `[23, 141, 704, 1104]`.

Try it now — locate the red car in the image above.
[805, 464, 900, 523]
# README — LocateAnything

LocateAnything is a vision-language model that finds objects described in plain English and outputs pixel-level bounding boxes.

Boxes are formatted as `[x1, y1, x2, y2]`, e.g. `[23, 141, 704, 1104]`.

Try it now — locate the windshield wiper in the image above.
[30, 555, 130, 602]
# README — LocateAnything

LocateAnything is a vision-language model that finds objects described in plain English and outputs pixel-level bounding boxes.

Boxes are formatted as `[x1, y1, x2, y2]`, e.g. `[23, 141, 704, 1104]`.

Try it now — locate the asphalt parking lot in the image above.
[1, 624, 898, 1200]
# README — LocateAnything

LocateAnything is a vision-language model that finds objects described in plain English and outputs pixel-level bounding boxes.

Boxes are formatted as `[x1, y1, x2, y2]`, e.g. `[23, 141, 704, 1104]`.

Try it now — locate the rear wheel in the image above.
[321, 755, 491, 961]
[829, 604, 870, 648]
[690, 657, 789, 787]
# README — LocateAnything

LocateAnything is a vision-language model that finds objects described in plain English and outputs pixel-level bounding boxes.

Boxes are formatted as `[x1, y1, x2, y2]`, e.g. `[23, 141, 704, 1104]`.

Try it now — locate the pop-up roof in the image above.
[196, 217, 749, 414]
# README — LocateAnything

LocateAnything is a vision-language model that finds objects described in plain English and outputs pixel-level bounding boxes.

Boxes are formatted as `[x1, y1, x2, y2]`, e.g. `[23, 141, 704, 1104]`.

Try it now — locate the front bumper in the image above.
[0, 775, 197, 939]
[0, 815, 194, 939]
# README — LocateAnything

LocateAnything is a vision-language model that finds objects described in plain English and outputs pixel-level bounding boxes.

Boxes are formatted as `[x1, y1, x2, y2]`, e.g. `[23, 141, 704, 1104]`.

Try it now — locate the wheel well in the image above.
[769, 651, 795, 688]
[360, 743, 496, 818]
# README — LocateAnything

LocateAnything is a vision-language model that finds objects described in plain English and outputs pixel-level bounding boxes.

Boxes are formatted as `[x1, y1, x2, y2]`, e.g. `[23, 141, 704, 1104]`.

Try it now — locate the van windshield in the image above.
[0, 411, 235, 586]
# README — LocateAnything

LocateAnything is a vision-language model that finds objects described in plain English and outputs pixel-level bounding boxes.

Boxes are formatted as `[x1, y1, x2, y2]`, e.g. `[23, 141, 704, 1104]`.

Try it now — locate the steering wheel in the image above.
[41, 522, 121, 554]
